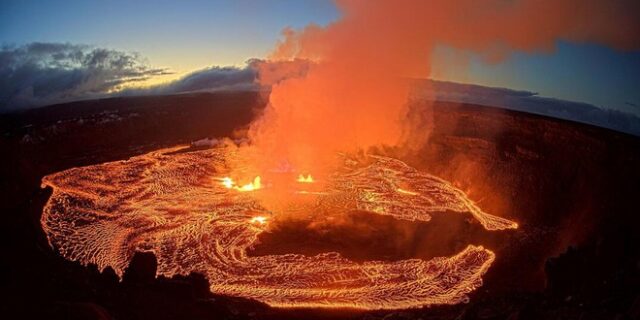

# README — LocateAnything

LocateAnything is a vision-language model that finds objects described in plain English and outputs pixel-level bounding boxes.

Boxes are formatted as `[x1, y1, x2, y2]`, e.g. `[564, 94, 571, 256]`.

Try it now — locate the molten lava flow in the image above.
[220, 176, 261, 192]
[297, 174, 314, 183]
[396, 188, 418, 196]
[250, 216, 268, 225]
[41, 146, 517, 309]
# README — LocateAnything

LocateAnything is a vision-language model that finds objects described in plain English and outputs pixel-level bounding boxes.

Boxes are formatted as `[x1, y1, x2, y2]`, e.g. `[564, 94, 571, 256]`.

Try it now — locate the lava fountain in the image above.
[41, 145, 516, 309]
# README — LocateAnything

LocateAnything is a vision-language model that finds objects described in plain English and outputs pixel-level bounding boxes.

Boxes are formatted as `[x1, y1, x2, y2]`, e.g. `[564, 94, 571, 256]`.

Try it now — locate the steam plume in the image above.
[248, 0, 640, 174]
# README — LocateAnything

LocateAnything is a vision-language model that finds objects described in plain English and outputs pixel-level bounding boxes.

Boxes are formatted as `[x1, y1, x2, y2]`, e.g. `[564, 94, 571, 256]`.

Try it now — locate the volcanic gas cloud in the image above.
[41, 0, 639, 310]
[245, 0, 640, 176]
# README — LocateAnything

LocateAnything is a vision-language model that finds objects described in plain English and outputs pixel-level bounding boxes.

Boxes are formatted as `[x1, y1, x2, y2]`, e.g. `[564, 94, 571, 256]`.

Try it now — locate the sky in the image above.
[0, 0, 339, 75]
[1, 0, 639, 113]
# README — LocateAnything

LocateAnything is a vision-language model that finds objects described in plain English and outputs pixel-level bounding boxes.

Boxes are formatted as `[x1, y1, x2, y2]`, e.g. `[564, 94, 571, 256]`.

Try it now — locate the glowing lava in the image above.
[250, 216, 268, 225]
[41, 146, 517, 309]
[220, 176, 262, 191]
[297, 174, 314, 183]
[396, 188, 419, 196]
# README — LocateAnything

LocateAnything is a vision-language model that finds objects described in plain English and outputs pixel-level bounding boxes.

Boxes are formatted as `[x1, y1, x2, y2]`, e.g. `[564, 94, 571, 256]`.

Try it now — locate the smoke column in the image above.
[246, 0, 639, 176]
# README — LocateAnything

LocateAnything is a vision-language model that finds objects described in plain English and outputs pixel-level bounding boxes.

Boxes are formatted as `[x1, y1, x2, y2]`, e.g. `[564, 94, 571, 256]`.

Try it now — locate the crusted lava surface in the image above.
[1, 91, 639, 319]
[40, 146, 515, 309]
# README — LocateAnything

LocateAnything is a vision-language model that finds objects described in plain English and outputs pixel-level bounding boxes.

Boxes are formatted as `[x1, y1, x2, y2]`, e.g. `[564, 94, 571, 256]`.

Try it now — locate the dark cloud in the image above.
[161, 65, 255, 92]
[1, 42, 637, 136]
[0, 42, 169, 111]
[0, 43, 311, 111]
[122, 58, 311, 96]
[123, 65, 258, 96]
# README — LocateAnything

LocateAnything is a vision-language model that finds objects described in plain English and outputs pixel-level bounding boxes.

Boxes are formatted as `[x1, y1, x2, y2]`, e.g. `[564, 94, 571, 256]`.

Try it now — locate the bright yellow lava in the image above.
[396, 188, 419, 196]
[297, 174, 314, 183]
[221, 176, 261, 192]
[40, 146, 517, 310]
[250, 216, 268, 224]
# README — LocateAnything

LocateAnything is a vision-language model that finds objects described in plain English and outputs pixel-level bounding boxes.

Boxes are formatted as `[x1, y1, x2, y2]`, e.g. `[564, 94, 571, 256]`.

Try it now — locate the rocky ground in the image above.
[0, 91, 638, 319]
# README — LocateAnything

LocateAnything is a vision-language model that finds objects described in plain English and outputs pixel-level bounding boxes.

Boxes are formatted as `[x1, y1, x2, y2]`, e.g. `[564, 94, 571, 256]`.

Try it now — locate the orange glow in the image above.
[297, 174, 314, 183]
[250, 216, 268, 225]
[243, 0, 640, 181]
[295, 190, 327, 195]
[220, 176, 261, 192]
[396, 188, 418, 196]
[221, 177, 234, 189]
[41, 146, 517, 309]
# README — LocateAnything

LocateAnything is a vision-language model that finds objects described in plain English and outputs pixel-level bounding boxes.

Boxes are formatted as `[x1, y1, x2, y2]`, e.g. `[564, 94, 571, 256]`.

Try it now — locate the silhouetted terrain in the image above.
[1, 91, 638, 319]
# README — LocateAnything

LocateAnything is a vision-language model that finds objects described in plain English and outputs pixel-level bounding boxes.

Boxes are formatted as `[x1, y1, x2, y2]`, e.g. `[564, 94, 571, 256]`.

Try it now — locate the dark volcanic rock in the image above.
[1, 92, 638, 319]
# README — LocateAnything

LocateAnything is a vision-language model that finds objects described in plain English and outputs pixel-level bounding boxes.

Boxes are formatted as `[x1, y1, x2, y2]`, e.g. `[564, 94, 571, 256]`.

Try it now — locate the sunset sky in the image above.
[1, 0, 639, 113]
